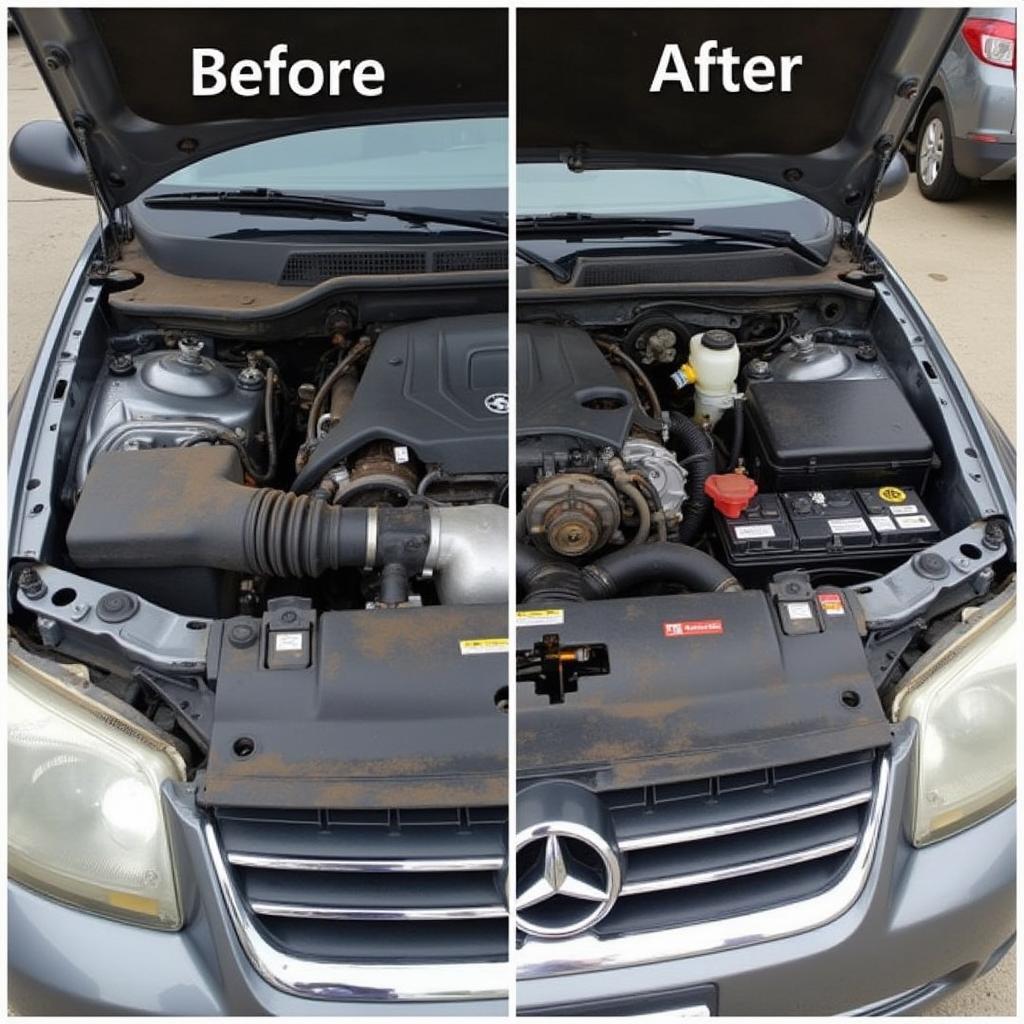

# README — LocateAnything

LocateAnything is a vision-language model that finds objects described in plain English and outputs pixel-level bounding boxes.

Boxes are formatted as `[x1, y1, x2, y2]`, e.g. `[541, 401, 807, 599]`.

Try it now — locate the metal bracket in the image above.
[852, 522, 1005, 631]
[15, 564, 210, 673]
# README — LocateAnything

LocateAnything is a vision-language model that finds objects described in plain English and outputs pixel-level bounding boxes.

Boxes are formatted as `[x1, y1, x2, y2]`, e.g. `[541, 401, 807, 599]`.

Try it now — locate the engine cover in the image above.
[293, 314, 508, 492]
[517, 323, 636, 450]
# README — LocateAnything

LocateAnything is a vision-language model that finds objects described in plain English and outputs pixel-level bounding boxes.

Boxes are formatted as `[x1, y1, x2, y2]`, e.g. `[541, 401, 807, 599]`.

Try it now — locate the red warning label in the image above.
[663, 619, 724, 638]
[817, 592, 846, 616]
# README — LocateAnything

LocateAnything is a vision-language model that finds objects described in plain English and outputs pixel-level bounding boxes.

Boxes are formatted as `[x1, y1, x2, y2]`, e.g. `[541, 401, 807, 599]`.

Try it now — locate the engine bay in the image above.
[61, 312, 508, 618]
[514, 289, 1012, 730]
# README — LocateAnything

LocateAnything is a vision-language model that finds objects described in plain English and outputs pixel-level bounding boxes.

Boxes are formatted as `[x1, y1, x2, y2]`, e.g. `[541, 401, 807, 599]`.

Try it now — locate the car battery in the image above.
[714, 484, 941, 578]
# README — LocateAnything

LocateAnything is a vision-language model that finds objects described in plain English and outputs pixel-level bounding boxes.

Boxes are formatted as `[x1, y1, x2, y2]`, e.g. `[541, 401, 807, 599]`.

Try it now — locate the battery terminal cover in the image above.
[705, 471, 759, 518]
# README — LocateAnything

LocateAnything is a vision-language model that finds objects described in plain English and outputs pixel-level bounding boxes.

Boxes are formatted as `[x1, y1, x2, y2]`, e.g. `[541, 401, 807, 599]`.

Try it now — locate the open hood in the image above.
[518, 8, 963, 220]
[13, 7, 507, 210]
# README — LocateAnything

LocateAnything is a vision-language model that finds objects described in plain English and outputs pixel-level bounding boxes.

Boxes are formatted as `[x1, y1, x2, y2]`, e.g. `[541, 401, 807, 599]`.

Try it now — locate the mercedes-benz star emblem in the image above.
[484, 392, 509, 414]
[515, 823, 622, 938]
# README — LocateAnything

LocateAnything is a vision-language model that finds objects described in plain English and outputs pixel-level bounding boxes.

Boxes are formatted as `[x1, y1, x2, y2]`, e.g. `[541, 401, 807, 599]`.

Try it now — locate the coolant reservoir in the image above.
[688, 329, 739, 426]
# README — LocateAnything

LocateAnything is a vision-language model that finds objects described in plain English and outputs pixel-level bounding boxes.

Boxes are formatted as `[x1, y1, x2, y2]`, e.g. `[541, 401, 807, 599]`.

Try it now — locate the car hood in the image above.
[517, 8, 963, 220]
[13, 7, 507, 210]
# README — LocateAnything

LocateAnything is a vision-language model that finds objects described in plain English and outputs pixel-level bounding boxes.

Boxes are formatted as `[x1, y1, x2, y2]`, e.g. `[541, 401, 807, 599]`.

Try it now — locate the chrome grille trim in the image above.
[517, 753, 891, 980]
[619, 835, 859, 896]
[204, 823, 508, 1002]
[250, 899, 508, 921]
[227, 851, 504, 873]
[617, 788, 873, 851]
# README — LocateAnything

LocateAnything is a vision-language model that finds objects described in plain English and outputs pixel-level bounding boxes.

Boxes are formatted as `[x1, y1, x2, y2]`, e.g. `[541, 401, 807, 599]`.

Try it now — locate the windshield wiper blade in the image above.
[515, 246, 572, 283]
[690, 223, 827, 267]
[148, 187, 389, 208]
[517, 212, 827, 267]
[517, 212, 697, 234]
[145, 188, 508, 236]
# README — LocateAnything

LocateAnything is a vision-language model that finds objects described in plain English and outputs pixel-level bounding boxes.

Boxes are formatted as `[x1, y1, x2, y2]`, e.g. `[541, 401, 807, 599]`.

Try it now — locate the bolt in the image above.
[108, 352, 135, 376]
[237, 365, 265, 390]
[896, 77, 920, 99]
[97, 590, 139, 623]
[913, 552, 949, 580]
[228, 623, 258, 648]
[177, 337, 204, 365]
[17, 566, 46, 599]
[982, 522, 1005, 550]
[281, 610, 297, 624]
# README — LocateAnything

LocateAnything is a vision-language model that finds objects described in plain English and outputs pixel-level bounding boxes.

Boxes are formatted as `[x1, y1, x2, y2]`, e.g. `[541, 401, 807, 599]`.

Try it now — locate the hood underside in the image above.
[14, 7, 508, 209]
[517, 8, 963, 219]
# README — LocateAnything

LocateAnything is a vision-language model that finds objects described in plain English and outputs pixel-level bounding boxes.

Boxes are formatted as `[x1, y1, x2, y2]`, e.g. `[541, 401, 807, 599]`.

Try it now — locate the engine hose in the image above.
[516, 544, 585, 604]
[726, 395, 744, 474]
[582, 542, 740, 598]
[629, 471, 668, 541]
[262, 366, 279, 483]
[306, 338, 373, 443]
[595, 339, 662, 420]
[607, 456, 650, 545]
[667, 412, 714, 544]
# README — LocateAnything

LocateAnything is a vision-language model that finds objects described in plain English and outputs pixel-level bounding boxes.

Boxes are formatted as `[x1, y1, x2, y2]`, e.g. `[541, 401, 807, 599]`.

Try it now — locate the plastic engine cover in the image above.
[293, 314, 508, 491]
[517, 590, 890, 788]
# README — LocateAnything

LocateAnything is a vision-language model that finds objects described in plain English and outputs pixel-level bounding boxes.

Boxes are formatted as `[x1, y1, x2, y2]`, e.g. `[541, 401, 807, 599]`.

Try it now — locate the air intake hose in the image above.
[517, 541, 739, 603]
[70, 447, 427, 579]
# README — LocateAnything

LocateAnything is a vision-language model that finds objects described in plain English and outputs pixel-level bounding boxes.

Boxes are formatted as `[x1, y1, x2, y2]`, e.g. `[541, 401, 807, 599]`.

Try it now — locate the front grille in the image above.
[597, 748, 877, 936]
[279, 246, 507, 284]
[516, 748, 878, 948]
[215, 804, 508, 964]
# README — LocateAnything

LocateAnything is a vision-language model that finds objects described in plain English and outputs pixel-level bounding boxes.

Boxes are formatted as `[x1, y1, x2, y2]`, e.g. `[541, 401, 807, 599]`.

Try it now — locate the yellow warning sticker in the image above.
[459, 637, 509, 656]
[515, 608, 565, 627]
[878, 486, 907, 503]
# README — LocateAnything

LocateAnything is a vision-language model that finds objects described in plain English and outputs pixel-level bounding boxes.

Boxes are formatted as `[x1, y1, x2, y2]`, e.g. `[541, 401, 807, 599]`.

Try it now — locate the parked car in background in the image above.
[906, 7, 1016, 200]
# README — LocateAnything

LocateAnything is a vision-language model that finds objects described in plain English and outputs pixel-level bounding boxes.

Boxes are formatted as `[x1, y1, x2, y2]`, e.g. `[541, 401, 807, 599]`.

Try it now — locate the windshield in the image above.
[162, 118, 507, 199]
[518, 164, 829, 237]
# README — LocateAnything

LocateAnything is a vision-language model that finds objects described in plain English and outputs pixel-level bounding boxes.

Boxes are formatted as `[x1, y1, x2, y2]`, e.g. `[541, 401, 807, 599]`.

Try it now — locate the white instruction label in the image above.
[889, 504, 918, 515]
[829, 517, 870, 535]
[734, 524, 776, 539]
[516, 608, 564, 627]
[393, 445, 410, 464]
[896, 514, 932, 530]
[274, 632, 304, 652]
[870, 515, 897, 533]
[787, 601, 814, 620]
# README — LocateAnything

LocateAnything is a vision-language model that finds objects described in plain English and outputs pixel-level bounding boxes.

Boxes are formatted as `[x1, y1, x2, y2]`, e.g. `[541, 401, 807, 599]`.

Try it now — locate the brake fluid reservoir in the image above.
[689, 329, 739, 426]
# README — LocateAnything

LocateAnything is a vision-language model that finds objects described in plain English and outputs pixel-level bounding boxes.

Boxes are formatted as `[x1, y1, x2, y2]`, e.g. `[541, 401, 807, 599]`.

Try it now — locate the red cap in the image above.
[704, 473, 758, 519]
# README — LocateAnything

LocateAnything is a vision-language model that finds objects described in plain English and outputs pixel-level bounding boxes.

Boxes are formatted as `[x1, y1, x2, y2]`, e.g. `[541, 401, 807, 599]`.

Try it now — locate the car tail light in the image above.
[961, 17, 1015, 70]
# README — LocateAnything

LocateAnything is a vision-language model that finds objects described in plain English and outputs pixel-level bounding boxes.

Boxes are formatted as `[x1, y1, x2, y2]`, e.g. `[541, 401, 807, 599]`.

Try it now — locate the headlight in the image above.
[895, 587, 1016, 846]
[8, 647, 185, 928]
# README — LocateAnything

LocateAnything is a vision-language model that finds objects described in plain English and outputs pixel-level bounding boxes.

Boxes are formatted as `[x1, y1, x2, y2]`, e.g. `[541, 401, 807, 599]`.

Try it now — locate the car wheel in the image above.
[916, 102, 971, 201]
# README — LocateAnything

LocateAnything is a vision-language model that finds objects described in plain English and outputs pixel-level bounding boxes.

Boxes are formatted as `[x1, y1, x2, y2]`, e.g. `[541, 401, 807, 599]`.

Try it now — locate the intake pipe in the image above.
[67, 448, 506, 603]
[517, 541, 739, 603]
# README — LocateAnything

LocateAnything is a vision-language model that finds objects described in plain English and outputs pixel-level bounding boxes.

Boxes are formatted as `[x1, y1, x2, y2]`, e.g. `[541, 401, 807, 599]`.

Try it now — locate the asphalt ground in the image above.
[5, 31, 1017, 1016]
